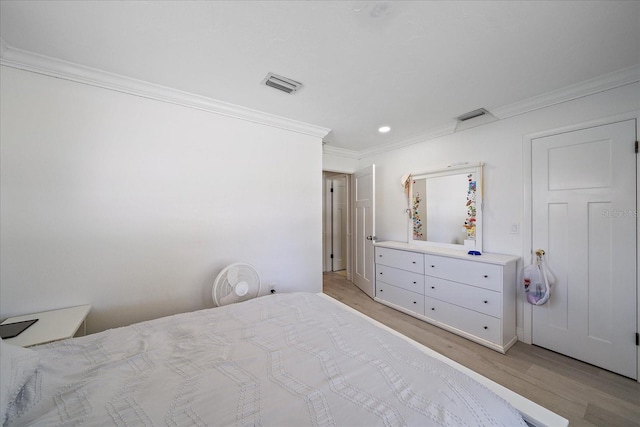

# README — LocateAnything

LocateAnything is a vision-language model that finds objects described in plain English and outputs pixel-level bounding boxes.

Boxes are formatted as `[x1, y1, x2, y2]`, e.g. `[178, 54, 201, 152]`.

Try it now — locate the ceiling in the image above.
[1, 1, 639, 153]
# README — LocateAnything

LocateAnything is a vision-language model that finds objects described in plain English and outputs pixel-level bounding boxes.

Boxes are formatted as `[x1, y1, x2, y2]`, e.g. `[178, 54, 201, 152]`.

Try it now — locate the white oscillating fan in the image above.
[212, 262, 261, 306]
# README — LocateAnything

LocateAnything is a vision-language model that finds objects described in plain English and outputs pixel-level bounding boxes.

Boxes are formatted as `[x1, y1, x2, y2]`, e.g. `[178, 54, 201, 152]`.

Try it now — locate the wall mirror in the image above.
[407, 163, 483, 251]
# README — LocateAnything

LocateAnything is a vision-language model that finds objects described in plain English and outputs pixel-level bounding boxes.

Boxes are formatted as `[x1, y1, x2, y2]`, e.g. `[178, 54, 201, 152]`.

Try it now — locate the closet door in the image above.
[532, 120, 637, 379]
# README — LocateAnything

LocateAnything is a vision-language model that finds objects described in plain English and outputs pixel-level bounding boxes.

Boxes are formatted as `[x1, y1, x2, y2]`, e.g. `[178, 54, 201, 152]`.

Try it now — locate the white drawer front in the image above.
[425, 277, 502, 318]
[376, 283, 425, 315]
[424, 255, 503, 291]
[375, 247, 424, 274]
[376, 264, 425, 294]
[425, 297, 501, 344]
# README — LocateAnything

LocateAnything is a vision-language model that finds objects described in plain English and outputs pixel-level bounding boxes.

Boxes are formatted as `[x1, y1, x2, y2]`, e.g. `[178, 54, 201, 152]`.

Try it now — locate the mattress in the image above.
[5, 292, 532, 426]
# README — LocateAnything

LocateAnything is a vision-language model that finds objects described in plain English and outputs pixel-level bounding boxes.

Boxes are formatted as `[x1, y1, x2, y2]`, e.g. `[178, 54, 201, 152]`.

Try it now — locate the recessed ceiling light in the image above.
[378, 126, 391, 133]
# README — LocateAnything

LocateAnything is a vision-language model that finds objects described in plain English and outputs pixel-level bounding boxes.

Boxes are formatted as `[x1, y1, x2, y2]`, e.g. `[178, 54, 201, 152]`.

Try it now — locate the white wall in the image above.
[359, 82, 639, 333]
[0, 66, 323, 332]
[323, 148, 359, 174]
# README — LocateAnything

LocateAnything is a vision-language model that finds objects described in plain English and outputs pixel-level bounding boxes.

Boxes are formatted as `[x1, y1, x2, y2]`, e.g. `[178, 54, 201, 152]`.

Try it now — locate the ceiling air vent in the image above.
[262, 72, 302, 94]
[454, 108, 497, 132]
[457, 108, 490, 122]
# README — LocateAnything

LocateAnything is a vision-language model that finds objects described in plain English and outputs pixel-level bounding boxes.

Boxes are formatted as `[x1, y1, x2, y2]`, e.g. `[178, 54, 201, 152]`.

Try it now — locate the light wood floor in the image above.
[323, 272, 640, 427]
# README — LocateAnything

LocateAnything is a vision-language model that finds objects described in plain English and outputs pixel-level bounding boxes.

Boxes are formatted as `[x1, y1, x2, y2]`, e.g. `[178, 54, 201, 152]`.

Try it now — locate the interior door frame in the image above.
[522, 111, 639, 382]
[322, 171, 353, 280]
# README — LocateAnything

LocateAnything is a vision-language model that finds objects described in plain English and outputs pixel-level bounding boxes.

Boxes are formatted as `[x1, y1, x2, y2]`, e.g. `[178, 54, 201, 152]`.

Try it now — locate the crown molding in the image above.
[356, 123, 457, 159]
[492, 64, 640, 119]
[335, 64, 640, 160]
[322, 144, 359, 159]
[3, 38, 635, 156]
[323, 123, 456, 160]
[0, 41, 331, 140]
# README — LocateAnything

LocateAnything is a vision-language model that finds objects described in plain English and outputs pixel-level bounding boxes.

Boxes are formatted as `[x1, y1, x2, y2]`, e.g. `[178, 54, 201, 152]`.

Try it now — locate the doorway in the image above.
[323, 172, 351, 277]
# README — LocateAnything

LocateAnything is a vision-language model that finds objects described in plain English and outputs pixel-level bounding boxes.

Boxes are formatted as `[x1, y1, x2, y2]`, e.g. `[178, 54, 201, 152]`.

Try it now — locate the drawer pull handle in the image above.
[413, 301, 417, 304]
[484, 300, 488, 304]
[413, 281, 417, 284]
[431, 286, 435, 289]
[431, 265, 435, 268]
[483, 326, 488, 330]
[431, 307, 435, 311]
[483, 275, 488, 278]
[379, 289, 383, 292]
[412, 261, 416, 264]
[379, 272, 383, 275]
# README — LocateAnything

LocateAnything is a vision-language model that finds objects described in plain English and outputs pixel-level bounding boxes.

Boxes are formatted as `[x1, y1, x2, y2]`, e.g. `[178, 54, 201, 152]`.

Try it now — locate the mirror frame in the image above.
[407, 162, 483, 252]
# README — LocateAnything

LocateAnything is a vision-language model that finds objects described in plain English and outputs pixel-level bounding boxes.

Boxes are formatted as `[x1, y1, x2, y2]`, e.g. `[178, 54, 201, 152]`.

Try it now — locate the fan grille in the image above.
[212, 263, 261, 306]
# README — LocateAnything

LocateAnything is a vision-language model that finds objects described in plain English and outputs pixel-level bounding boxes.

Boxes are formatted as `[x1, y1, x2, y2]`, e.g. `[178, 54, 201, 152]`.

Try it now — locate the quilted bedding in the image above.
[6, 292, 526, 426]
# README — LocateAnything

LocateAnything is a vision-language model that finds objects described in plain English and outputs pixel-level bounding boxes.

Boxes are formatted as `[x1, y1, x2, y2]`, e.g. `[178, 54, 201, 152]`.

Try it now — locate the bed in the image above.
[2, 292, 568, 426]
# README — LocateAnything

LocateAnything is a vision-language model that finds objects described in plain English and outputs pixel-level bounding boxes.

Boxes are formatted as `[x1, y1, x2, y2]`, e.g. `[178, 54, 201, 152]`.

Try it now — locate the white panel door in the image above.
[532, 120, 637, 379]
[353, 165, 375, 298]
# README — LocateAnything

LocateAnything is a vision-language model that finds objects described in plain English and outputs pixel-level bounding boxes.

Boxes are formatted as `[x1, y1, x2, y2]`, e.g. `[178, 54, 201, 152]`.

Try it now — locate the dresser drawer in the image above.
[376, 264, 425, 294]
[425, 277, 501, 318]
[376, 283, 424, 315]
[424, 255, 502, 291]
[375, 247, 424, 274]
[424, 297, 501, 344]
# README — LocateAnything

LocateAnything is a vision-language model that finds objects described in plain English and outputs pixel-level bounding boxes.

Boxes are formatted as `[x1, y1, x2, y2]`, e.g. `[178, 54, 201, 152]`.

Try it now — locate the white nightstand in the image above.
[1, 304, 91, 347]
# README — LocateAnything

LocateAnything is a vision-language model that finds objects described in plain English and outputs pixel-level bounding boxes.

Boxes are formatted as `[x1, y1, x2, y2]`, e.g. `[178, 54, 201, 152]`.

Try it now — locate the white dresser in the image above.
[374, 241, 519, 353]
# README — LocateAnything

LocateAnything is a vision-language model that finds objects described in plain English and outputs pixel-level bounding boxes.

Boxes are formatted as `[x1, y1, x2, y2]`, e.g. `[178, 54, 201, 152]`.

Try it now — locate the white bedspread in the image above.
[7, 293, 526, 426]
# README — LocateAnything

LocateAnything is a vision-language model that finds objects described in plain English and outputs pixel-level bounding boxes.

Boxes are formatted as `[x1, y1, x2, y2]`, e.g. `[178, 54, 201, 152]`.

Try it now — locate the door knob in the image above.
[366, 235, 377, 241]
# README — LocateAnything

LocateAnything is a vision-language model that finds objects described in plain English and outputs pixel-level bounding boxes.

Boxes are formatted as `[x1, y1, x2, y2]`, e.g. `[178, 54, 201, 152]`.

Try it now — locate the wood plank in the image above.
[323, 272, 640, 427]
